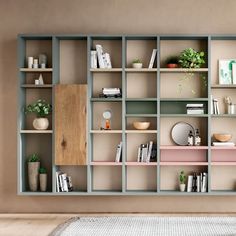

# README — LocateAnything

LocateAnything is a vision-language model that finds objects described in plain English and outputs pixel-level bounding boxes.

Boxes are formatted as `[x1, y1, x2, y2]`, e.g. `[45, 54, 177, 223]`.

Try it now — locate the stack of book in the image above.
[211, 96, 220, 115]
[115, 142, 122, 162]
[212, 142, 235, 147]
[187, 172, 207, 193]
[186, 104, 204, 115]
[99, 88, 122, 98]
[91, 45, 112, 69]
[56, 171, 73, 192]
[137, 141, 157, 162]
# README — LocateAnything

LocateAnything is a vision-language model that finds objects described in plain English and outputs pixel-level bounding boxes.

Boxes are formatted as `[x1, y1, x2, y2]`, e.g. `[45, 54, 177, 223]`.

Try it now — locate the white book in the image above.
[212, 142, 235, 146]
[115, 142, 122, 162]
[201, 173, 207, 192]
[187, 175, 193, 192]
[186, 104, 204, 108]
[104, 53, 112, 68]
[137, 146, 141, 162]
[148, 49, 157, 68]
[61, 173, 69, 192]
[197, 175, 201, 192]
[141, 144, 147, 162]
[90, 50, 97, 69]
[59, 174, 65, 192]
[146, 141, 153, 162]
[187, 110, 204, 115]
[56, 171, 62, 192]
[233, 63, 236, 84]
[211, 95, 213, 115]
[96, 45, 105, 68]
[216, 101, 220, 115]
[67, 176, 73, 191]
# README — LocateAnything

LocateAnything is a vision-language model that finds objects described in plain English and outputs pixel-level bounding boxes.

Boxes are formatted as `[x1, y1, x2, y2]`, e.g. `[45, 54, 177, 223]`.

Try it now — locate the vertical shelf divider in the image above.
[157, 36, 161, 193]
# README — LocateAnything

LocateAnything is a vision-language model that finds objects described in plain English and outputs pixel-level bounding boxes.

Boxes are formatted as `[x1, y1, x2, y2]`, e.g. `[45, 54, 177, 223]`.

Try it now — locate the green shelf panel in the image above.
[160, 101, 208, 115]
[126, 101, 157, 115]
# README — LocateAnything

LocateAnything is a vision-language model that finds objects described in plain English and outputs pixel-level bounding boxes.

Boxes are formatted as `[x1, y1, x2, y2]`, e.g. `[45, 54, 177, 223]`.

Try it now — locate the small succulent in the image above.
[28, 153, 40, 162]
[179, 171, 186, 184]
[39, 167, 47, 174]
[132, 59, 142, 64]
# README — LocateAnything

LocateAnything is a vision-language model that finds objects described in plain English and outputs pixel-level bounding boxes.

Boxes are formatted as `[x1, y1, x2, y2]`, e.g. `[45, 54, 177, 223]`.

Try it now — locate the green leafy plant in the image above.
[178, 48, 205, 68]
[132, 59, 142, 64]
[179, 171, 186, 184]
[28, 153, 40, 162]
[39, 167, 47, 174]
[25, 99, 52, 118]
[166, 56, 179, 65]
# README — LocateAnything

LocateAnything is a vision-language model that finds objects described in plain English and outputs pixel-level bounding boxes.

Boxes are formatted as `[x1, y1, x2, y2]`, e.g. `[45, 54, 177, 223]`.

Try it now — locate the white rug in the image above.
[50, 216, 236, 236]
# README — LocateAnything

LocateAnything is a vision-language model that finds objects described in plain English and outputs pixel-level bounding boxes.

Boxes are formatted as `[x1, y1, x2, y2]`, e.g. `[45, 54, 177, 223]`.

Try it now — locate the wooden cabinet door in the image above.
[55, 85, 87, 165]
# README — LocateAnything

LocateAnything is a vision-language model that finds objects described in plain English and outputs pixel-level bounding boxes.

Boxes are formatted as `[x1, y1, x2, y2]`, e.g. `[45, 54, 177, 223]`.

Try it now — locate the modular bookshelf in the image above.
[17, 34, 236, 195]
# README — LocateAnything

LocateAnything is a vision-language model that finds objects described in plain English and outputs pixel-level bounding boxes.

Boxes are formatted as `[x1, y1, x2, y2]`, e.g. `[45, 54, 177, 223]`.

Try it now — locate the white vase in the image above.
[33, 118, 49, 130]
[132, 63, 143, 69]
[39, 174, 47, 192]
[179, 184, 186, 192]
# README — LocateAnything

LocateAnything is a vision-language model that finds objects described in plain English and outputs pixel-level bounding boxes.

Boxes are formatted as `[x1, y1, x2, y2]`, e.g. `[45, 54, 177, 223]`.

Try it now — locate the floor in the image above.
[0, 213, 236, 236]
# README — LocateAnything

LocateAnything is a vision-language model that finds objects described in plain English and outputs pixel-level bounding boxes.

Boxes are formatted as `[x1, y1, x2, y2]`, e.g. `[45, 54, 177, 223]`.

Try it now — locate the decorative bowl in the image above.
[213, 133, 232, 142]
[133, 121, 150, 130]
[132, 63, 143, 69]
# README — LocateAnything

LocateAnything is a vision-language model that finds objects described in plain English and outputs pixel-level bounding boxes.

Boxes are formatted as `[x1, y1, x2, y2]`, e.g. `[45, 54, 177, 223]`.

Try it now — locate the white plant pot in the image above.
[33, 118, 49, 130]
[179, 184, 186, 192]
[132, 63, 143, 69]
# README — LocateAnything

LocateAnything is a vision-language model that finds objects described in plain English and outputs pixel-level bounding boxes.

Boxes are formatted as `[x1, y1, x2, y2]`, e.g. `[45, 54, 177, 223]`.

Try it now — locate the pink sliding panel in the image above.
[211, 149, 236, 162]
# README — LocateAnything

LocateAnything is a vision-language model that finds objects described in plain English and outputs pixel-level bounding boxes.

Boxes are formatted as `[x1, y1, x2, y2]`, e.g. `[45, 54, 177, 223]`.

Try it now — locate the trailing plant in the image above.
[25, 99, 52, 118]
[166, 56, 179, 65]
[28, 153, 40, 162]
[132, 59, 142, 64]
[179, 171, 186, 184]
[178, 48, 205, 69]
[39, 167, 47, 174]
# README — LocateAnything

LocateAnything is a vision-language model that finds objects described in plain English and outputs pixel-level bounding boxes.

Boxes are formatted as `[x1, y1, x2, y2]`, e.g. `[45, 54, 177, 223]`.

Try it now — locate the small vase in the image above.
[179, 184, 186, 192]
[132, 63, 143, 69]
[39, 174, 47, 192]
[28, 162, 40, 191]
[33, 118, 49, 130]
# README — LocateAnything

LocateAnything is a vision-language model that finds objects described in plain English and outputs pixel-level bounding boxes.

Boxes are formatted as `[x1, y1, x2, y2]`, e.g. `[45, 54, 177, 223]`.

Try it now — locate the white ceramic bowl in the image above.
[133, 121, 150, 130]
[132, 63, 143, 69]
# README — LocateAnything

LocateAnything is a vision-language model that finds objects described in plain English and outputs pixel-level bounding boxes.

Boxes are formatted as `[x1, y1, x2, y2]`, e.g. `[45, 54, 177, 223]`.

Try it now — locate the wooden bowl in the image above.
[213, 133, 232, 142]
[133, 121, 150, 130]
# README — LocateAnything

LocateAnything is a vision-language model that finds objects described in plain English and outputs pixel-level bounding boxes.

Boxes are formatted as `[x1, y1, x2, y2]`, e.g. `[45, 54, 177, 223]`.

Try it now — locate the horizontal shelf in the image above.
[125, 162, 157, 166]
[90, 130, 122, 134]
[90, 162, 122, 166]
[160, 162, 208, 166]
[126, 98, 157, 101]
[21, 84, 53, 88]
[160, 145, 208, 150]
[90, 68, 122, 72]
[160, 98, 208, 102]
[160, 68, 208, 73]
[211, 114, 236, 118]
[159, 190, 209, 195]
[211, 84, 236, 89]
[125, 114, 157, 117]
[20, 130, 53, 134]
[20, 68, 53, 72]
[90, 98, 122, 102]
[211, 162, 236, 166]
[160, 114, 208, 117]
[125, 130, 157, 134]
[125, 68, 157, 72]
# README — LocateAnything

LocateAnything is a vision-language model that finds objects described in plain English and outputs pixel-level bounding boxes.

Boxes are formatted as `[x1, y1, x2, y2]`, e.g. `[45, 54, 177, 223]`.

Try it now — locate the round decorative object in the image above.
[213, 133, 232, 142]
[103, 110, 112, 120]
[167, 63, 178, 68]
[133, 121, 150, 130]
[132, 63, 143, 69]
[33, 118, 49, 130]
[171, 122, 194, 146]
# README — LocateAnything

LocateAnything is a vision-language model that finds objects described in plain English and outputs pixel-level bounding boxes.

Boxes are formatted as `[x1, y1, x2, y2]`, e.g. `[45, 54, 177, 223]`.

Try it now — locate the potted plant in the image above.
[179, 170, 186, 192]
[25, 99, 52, 130]
[166, 56, 179, 68]
[132, 59, 143, 69]
[28, 153, 40, 191]
[39, 167, 47, 192]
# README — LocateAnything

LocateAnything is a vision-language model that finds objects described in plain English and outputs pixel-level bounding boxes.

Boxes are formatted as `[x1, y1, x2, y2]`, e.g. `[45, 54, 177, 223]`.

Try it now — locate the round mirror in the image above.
[103, 110, 112, 119]
[171, 122, 194, 146]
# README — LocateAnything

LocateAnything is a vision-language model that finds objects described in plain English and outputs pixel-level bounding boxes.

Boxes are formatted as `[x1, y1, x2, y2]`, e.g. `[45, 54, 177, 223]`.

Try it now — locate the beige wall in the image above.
[1, 0, 236, 213]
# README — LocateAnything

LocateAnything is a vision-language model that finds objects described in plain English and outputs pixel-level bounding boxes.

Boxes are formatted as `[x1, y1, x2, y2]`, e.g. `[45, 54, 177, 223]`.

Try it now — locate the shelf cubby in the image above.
[126, 101, 157, 115]
[126, 117, 157, 130]
[92, 166, 122, 191]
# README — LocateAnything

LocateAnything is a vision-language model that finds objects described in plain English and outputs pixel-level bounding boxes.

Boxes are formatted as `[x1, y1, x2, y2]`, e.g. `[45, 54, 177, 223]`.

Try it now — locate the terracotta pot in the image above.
[167, 63, 178, 68]
[39, 174, 47, 192]
[179, 183, 186, 192]
[28, 162, 40, 191]
[33, 118, 49, 130]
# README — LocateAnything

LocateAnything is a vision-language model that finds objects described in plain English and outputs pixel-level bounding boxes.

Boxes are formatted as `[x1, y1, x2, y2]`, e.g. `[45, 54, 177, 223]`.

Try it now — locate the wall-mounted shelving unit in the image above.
[17, 34, 236, 195]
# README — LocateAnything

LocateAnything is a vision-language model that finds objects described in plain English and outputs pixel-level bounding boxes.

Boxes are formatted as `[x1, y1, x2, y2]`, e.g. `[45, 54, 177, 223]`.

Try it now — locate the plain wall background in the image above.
[1, 0, 236, 213]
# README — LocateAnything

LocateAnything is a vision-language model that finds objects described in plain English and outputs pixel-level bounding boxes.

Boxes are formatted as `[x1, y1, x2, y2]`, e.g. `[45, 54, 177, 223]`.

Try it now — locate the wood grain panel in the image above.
[55, 85, 87, 165]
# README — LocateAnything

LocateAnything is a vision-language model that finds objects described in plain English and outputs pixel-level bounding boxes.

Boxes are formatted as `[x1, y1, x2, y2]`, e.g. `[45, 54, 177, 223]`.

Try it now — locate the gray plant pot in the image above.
[28, 162, 40, 191]
[39, 173, 47, 192]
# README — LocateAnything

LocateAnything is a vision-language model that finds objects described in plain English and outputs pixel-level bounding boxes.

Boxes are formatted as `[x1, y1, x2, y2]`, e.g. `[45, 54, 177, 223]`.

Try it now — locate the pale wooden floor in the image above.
[0, 213, 236, 236]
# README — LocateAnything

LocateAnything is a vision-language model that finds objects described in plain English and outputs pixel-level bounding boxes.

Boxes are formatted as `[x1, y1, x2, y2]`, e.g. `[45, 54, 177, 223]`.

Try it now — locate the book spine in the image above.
[146, 141, 153, 163]
[96, 45, 105, 68]
[137, 146, 141, 162]
[197, 175, 201, 192]
[62, 173, 69, 192]
[104, 53, 112, 68]
[148, 49, 157, 69]
[187, 175, 193, 192]
[233, 63, 236, 84]
[90, 50, 97, 69]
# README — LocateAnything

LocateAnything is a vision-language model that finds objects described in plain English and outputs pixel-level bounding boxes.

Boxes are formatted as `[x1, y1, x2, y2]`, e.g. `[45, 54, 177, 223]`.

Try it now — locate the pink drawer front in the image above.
[160, 149, 207, 162]
[211, 149, 236, 162]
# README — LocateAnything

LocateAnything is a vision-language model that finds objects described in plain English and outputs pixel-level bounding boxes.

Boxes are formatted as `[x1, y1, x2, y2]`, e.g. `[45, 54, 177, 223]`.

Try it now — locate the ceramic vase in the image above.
[33, 118, 49, 130]
[179, 183, 186, 192]
[39, 173, 47, 192]
[132, 63, 143, 69]
[28, 162, 40, 191]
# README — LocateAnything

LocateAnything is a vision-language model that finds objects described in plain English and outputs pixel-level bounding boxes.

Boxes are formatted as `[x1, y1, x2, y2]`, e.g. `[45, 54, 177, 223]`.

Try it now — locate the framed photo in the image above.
[219, 59, 236, 84]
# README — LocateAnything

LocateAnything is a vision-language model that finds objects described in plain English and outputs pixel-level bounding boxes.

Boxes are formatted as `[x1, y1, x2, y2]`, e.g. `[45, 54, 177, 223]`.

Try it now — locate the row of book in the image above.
[56, 171, 73, 192]
[137, 141, 157, 162]
[115, 142, 122, 162]
[186, 103, 204, 115]
[211, 96, 220, 115]
[90, 46, 158, 69]
[187, 172, 207, 192]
